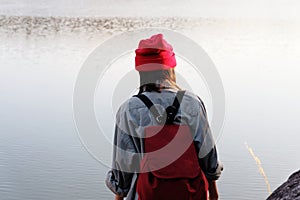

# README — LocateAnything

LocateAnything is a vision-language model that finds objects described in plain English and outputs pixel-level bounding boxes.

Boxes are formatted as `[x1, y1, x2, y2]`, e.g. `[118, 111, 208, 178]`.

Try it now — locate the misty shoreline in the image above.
[1, 15, 299, 37]
[0, 15, 209, 35]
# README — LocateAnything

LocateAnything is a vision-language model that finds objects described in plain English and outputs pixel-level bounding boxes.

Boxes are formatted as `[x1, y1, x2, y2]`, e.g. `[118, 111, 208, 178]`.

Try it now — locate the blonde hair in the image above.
[138, 68, 181, 94]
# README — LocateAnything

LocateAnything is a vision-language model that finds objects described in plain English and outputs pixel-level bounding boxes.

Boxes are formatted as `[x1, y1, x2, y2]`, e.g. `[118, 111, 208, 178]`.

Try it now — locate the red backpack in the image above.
[134, 91, 208, 200]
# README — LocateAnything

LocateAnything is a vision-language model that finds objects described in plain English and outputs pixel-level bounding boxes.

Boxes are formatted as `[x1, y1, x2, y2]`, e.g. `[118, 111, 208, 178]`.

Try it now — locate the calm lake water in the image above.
[1, 16, 300, 200]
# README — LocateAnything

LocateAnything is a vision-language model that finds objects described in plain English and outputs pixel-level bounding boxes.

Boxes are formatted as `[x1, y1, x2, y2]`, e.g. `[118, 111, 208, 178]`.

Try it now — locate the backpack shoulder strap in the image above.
[197, 95, 207, 115]
[172, 90, 185, 113]
[133, 90, 186, 124]
[165, 90, 185, 124]
[133, 94, 163, 123]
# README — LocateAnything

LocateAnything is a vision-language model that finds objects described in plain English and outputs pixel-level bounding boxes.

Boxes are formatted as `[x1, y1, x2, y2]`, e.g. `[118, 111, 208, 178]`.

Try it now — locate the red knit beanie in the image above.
[135, 34, 176, 72]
